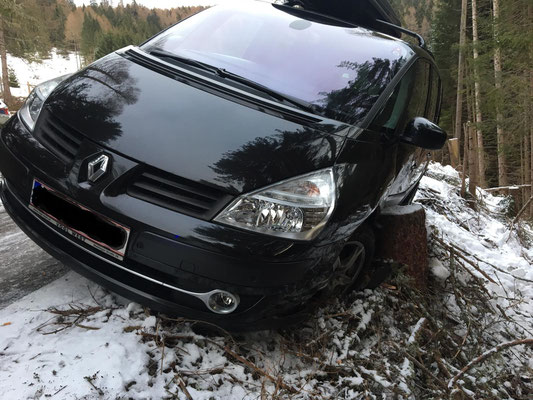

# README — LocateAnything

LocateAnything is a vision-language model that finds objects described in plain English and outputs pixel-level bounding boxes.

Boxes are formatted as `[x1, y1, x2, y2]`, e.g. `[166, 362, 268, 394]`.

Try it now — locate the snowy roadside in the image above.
[0, 162, 532, 399]
[6, 50, 80, 99]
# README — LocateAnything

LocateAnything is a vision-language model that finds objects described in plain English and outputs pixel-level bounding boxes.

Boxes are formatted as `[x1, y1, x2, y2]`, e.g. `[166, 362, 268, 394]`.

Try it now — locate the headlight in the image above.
[214, 168, 336, 240]
[19, 74, 72, 131]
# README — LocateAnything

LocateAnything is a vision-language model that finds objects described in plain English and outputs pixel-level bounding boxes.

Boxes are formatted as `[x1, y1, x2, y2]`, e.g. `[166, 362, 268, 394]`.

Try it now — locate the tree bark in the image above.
[524, 135, 531, 218]
[530, 4, 533, 217]
[492, 0, 508, 187]
[375, 205, 429, 290]
[0, 16, 12, 105]
[454, 0, 468, 146]
[460, 127, 468, 198]
[520, 138, 524, 192]
[468, 122, 478, 199]
[471, 0, 487, 187]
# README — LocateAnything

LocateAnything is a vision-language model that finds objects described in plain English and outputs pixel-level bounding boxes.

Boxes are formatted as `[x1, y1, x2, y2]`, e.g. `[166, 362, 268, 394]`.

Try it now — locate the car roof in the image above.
[282, 0, 402, 37]
[273, 1, 429, 54]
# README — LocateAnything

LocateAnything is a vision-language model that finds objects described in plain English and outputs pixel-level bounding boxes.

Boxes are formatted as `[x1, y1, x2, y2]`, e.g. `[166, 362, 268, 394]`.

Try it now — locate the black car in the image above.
[0, 0, 446, 330]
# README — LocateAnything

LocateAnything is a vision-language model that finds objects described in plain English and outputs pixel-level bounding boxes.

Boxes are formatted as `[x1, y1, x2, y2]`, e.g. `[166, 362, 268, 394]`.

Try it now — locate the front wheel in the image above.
[332, 225, 376, 293]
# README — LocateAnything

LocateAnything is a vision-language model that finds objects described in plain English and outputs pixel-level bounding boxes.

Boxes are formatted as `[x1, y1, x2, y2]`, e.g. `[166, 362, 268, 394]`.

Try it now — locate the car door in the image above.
[368, 58, 441, 203]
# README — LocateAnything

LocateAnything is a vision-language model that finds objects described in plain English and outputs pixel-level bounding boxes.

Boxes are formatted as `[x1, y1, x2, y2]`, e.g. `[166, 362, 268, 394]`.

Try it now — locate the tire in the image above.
[334, 224, 376, 293]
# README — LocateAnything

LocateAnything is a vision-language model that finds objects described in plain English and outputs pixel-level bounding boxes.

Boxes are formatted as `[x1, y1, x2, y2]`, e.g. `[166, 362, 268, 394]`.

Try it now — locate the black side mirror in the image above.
[400, 117, 447, 150]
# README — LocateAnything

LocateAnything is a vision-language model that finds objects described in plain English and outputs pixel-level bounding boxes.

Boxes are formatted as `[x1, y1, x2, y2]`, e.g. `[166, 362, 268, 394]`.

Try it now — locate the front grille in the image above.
[127, 168, 232, 219]
[35, 111, 84, 164]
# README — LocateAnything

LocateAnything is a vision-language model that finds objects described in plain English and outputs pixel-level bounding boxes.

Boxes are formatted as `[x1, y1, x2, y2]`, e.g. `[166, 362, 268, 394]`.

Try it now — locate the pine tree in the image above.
[0, 12, 10, 104]
[0, 0, 48, 104]
[491, 0, 508, 186]
[8, 67, 18, 88]
[80, 12, 102, 60]
[471, 0, 487, 187]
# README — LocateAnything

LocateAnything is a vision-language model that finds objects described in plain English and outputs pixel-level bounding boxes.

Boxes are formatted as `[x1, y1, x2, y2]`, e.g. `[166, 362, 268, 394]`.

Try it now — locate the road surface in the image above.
[0, 197, 68, 309]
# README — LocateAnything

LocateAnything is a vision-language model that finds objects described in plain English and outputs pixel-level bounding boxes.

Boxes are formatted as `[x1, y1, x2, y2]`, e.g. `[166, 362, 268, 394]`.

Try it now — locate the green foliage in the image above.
[80, 12, 102, 59]
[389, 0, 435, 32]
[50, 4, 67, 46]
[94, 31, 132, 59]
[429, 0, 461, 135]
[8, 67, 19, 88]
[428, 0, 533, 187]
[2, 1, 206, 63]
[1, 0, 52, 58]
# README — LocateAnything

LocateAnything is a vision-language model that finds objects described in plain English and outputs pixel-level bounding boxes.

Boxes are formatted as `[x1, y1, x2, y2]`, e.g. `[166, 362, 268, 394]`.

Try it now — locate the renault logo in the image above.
[87, 154, 109, 183]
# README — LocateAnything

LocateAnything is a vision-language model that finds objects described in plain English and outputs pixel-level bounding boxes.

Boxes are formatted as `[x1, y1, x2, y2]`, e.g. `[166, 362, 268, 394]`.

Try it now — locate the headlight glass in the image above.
[19, 74, 72, 131]
[214, 168, 336, 240]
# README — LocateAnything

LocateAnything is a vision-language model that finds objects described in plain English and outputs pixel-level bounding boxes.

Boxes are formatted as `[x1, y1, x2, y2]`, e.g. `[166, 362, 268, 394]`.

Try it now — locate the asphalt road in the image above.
[0, 197, 68, 309]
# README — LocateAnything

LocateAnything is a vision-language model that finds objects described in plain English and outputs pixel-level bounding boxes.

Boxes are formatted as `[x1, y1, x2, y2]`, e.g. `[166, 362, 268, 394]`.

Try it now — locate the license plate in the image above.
[29, 179, 130, 261]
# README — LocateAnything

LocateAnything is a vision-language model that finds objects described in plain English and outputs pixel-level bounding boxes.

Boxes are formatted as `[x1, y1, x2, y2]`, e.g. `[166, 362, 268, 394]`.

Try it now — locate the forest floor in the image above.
[0, 162, 532, 399]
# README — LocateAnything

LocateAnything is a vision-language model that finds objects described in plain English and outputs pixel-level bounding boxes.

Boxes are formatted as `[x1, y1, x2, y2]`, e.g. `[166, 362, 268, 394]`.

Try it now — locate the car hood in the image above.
[44, 51, 349, 195]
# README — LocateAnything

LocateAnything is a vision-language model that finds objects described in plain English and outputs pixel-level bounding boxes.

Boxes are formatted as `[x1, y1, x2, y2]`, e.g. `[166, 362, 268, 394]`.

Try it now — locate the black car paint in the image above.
[0, 5, 444, 329]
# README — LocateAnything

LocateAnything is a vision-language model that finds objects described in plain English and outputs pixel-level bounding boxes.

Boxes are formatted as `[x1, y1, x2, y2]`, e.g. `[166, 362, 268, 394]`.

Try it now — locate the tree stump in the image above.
[374, 204, 429, 290]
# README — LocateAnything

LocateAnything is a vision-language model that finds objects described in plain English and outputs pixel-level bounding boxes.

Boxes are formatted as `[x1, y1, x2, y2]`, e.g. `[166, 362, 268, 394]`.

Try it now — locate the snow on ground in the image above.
[419, 163, 533, 331]
[0, 162, 532, 399]
[5, 50, 80, 99]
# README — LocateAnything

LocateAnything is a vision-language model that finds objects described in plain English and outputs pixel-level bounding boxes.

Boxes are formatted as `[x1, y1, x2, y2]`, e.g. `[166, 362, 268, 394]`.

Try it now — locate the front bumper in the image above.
[0, 118, 342, 330]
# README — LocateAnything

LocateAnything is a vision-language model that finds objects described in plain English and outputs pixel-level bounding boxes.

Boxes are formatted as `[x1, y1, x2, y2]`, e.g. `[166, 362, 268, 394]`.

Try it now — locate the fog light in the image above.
[207, 291, 239, 314]
[0, 175, 5, 189]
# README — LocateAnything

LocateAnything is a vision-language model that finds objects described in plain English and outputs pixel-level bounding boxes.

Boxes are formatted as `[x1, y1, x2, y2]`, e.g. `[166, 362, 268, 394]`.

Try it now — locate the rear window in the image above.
[142, 2, 414, 126]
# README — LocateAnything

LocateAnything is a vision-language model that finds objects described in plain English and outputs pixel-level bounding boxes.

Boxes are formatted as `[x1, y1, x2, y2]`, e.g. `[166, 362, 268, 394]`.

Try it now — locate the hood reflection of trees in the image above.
[49, 58, 140, 144]
[209, 58, 403, 192]
[210, 127, 342, 193]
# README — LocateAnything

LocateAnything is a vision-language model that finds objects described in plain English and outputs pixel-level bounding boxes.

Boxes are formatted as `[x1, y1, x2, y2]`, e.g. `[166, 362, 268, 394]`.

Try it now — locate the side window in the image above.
[409, 60, 430, 120]
[426, 66, 441, 123]
[369, 66, 414, 134]
[369, 58, 430, 134]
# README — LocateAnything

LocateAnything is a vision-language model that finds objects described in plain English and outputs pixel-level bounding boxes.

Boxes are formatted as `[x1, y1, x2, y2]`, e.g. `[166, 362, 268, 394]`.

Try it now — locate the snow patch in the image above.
[429, 257, 450, 280]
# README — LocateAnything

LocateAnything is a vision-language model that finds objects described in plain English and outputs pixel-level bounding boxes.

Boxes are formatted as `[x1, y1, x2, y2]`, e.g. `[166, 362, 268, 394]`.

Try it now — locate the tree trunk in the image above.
[375, 205, 429, 290]
[468, 122, 478, 199]
[530, 4, 533, 217]
[0, 16, 12, 105]
[524, 135, 531, 218]
[461, 123, 469, 198]
[520, 139, 524, 189]
[471, 0, 487, 188]
[492, 0, 508, 187]
[454, 0, 468, 146]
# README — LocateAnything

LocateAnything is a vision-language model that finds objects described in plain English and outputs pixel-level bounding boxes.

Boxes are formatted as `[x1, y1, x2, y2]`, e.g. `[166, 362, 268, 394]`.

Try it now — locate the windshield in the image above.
[141, 1, 415, 126]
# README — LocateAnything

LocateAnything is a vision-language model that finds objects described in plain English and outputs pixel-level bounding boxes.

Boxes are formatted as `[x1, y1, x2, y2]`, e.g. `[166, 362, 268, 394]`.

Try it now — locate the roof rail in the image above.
[375, 19, 426, 48]
[277, 1, 427, 49]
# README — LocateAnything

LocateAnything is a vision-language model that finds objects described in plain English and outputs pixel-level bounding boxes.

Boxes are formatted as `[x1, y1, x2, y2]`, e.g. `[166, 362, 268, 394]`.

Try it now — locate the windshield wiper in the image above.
[149, 49, 315, 114]
[149, 49, 222, 75]
[215, 68, 316, 113]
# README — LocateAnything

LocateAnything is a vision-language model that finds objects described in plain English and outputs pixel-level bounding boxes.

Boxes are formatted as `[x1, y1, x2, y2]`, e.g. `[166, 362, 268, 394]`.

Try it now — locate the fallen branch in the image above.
[219, 343, 297, 394]
[448, 338, 533, 389]
[84, 374, 104, 396]
[396, 346, 449, 394]
[407, 317, 427, 345]
[75, 323, 100, 331]
[175, 367, 225, 377]
[511, 196, 533, 226]
[446, 239, 533, 284]
[53, 385, 67, 396]
[177, 376, 193, 400]
[506, 196, 533, 242]
[39, 305, 105, 335]
[433, 235, 496, 284]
